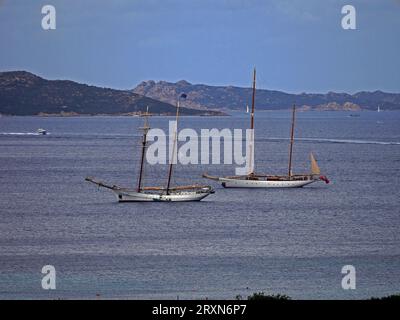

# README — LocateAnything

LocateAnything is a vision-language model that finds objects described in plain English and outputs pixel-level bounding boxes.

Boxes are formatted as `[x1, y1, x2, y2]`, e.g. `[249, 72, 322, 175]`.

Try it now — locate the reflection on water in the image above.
[0, 111, 399, 299]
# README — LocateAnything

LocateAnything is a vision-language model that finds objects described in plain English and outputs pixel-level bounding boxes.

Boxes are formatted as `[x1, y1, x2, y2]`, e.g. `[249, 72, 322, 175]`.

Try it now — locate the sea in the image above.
[0, 111, 399, 299]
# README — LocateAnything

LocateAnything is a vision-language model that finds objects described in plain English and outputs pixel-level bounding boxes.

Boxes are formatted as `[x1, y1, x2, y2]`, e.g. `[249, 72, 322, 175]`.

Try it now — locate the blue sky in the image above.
[0, 0, 399, 93]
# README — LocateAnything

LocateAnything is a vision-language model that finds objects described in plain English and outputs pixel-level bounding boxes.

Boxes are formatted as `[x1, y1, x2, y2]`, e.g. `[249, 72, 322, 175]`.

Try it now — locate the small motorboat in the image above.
[37, 128, 47, 135]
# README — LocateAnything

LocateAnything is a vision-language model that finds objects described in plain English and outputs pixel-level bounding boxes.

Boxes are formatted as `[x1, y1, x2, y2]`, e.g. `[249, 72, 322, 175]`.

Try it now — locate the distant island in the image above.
[1, 71, 399, 116]
[133, 80, 400, 111]
[0, 71, 225, 116]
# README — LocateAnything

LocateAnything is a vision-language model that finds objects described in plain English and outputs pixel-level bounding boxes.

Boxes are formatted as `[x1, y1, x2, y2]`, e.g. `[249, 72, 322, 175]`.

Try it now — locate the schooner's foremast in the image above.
[137, 107, 150, 192]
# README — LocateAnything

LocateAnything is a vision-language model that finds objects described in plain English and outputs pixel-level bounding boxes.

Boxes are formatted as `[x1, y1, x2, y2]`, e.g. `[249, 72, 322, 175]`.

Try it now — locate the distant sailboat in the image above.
[86, 99, 214, 202]
[246, 104, 249, 113]
[377, 105, 381, 112]
[203, 68, 330, 188]
[37, 128, 47, 135]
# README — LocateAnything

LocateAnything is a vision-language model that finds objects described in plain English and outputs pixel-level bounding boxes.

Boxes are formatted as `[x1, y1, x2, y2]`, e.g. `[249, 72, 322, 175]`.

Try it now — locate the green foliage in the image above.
[247, 292, 291, 301]
[369, 293, 400, 301]
[0, 71, 213, 116]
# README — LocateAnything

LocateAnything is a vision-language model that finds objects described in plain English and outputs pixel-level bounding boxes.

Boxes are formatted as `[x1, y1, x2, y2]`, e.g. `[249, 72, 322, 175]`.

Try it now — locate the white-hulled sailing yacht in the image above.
[203, 68, 330, 188]
[86, 96, 214, 202]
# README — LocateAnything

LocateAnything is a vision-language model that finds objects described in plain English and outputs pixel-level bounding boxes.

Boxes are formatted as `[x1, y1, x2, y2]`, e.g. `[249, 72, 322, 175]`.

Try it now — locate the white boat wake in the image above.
[0, 132, 50, 136]
[297, 137, 400, 145]
[0, 132, 398, 145]
[266, 137, 400, 146]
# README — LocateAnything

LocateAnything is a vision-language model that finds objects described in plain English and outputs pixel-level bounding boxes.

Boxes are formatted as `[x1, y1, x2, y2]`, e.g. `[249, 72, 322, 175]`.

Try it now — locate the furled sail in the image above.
[310, 153, 321, 175]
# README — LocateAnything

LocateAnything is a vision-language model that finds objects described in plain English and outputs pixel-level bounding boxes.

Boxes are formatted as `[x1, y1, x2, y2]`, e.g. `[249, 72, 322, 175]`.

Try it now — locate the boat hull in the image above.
[113, 189, 212, 202]
[219, 177, 317, 188]
[85, 177, 213, 202]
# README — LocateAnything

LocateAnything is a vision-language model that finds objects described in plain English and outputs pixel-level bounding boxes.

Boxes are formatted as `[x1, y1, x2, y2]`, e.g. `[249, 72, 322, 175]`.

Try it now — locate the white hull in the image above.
[218, 177, 317, 188]
[113, 189, 211, 202]
[85, 177, 213, 202]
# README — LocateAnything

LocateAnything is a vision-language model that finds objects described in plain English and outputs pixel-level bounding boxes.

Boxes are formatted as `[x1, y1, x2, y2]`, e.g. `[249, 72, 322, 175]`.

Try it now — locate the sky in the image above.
[0, 0, 399, 93]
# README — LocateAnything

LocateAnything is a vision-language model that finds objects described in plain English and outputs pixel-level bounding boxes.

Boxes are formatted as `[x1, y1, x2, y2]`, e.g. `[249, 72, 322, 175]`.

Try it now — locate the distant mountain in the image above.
[0, 71, 224, 116]
[133, 80, 400, 111]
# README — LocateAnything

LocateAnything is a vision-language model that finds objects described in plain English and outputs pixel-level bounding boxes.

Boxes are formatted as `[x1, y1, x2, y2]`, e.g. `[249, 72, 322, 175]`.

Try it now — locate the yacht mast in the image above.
[288, 104, 296, 179]
[166, 94, 186, 194]
[137, 106, 150, 192]
[248, 68, 256, 175]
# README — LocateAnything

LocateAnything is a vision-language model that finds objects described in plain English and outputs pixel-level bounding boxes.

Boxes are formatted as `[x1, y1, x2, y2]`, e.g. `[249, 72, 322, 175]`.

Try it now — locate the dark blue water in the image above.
[0, 111, 399, 299]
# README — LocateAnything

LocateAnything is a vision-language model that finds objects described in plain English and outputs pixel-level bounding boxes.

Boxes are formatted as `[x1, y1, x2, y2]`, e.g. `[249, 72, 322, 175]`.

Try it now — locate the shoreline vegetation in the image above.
[0, 71, 226, 117]
[0, 110, 395, 118]
[241, 292, 400, 300]
[134, 79, 400, 112]
[34, 111, 228, 117]
[50, 292, 400, 300]
[1, 71, 400, 117]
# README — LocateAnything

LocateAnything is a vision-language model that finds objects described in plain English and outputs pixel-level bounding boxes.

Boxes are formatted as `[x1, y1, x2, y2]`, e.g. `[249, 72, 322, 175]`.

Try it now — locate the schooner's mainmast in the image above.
[137, 106, 150, 192]
[288, 104, 296, 179]
[166, 93, 187, 194]
[248, 68, 256, 176]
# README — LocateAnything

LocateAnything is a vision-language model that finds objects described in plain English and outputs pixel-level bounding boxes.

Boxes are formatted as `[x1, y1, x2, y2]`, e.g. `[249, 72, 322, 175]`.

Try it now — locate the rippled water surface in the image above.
[0, 111, 399, 299]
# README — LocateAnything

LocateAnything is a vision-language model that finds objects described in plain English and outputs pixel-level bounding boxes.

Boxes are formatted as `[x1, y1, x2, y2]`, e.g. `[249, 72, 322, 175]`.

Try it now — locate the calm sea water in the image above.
[0, 111, 399, 299]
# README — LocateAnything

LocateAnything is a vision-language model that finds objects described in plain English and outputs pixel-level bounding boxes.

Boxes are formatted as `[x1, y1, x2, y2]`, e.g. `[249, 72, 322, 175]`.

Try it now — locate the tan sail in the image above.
[310, 153, 321, 175]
